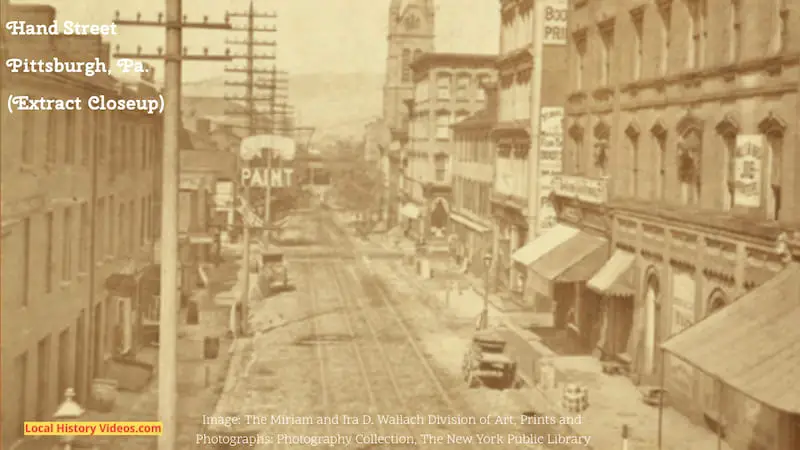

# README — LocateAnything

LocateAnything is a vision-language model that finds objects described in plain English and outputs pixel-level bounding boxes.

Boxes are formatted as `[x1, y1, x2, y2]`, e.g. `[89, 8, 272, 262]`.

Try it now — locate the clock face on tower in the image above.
[404, 13, 420, 30]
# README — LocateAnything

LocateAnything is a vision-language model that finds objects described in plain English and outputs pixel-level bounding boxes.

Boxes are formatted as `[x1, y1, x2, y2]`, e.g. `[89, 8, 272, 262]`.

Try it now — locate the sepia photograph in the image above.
[1, 0, 799, 449]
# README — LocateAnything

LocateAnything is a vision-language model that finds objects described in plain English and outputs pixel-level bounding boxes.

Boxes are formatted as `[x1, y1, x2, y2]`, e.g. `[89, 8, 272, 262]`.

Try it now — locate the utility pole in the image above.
[112, 6, 230, 450]
[223, 1, 285, 335]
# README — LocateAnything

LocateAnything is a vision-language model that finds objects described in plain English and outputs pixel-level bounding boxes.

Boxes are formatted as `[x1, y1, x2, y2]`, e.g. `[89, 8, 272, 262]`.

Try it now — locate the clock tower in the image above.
[383, 0, 435, 132]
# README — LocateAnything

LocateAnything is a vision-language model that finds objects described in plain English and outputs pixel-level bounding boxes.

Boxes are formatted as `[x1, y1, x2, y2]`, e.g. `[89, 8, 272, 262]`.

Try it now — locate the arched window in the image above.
[715, 112, 740, 211]
[401, 49, 411, 82]
[676, 114, 704, 206]
[413, 48, 422, 63]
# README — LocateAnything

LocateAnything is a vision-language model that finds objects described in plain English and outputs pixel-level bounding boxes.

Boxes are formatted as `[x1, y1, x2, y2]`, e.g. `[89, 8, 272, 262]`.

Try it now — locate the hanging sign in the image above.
[733, 135, 763, 208]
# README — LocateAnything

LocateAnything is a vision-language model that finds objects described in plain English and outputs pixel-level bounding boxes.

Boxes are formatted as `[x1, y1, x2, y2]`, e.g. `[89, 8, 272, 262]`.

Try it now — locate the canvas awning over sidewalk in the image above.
[511, 224, 607, 297]
[586, 250, 636, 297]
[661, 262, 800, 414]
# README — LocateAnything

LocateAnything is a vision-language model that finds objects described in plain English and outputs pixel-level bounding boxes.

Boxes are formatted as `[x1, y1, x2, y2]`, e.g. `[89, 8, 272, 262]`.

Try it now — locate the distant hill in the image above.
[182, 72, 384, 139]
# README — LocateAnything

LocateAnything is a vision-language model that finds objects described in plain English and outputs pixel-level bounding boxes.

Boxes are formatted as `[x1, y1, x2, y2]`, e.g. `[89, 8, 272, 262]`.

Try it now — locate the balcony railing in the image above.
[551, 174, 608, 205]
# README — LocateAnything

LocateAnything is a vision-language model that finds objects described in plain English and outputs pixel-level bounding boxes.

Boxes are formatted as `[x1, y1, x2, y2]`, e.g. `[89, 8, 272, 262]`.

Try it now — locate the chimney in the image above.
[196, 118, 211, 135]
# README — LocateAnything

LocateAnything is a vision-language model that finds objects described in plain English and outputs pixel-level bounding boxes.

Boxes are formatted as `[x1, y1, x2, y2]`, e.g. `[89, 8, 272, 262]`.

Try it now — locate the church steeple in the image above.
[382, 0, 435, 131]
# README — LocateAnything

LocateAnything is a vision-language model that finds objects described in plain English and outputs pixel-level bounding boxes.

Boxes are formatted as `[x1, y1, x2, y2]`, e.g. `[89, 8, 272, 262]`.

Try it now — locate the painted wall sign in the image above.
[669, 269, 696, 397]
[733, 135, 763, 208]
[552, 174, 608, 204]
[538, 107, 564, 233]
[541, 0, 568, 45]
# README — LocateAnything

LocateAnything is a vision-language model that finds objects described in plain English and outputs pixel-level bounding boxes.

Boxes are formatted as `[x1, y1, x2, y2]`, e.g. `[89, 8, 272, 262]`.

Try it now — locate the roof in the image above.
[410, 52, 497, 72]
[661, 262, 800, 414]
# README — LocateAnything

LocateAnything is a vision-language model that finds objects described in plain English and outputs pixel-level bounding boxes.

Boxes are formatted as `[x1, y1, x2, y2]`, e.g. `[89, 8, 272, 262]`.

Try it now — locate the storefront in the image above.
[661, 262, 800, 450]
[512, 175, 610, 348]
[449, 210, 491, 276]
[491, 196, 527, 296]
[103, 264, 160, 357]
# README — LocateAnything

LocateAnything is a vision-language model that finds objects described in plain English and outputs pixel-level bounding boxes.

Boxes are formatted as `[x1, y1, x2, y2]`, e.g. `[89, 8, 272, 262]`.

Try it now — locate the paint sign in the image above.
[669, 270, 696, 397]
[541, 0, 568, 45]
[538, 107, 564, 233]
[240, 167, 295, 188]
[733, 135, 763, 208]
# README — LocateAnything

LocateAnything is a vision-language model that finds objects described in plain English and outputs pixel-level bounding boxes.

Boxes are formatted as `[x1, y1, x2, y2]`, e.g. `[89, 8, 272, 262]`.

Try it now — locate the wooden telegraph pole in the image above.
[112, 4, 231, 450]
[222, 1, 286, 334]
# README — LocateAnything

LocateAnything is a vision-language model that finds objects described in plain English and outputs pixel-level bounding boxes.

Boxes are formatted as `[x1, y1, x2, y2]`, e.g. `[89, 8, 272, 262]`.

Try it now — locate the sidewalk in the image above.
[80, 250, 241, 450]
[399, 262, 731, 450]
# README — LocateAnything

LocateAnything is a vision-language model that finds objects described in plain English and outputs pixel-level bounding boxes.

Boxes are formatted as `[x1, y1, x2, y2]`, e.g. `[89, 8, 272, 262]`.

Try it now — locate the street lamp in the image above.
[53, 388, 84, 450]
[480, 252, 492, 330]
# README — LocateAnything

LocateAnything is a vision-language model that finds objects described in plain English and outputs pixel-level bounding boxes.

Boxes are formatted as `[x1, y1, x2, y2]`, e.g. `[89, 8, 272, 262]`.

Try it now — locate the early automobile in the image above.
[461, 329, 521, 389]
[259, 245, 289, 292]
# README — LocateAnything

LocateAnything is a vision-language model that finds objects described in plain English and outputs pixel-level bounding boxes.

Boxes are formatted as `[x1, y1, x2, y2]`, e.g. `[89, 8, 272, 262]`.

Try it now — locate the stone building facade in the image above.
[1, 5, 162, 446]
[403, 53, 496, 239]
[552, 0, 800, 448]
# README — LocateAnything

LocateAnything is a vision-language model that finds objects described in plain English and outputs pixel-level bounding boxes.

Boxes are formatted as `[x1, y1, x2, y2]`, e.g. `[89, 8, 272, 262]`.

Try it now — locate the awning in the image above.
[400, 203, 420, 219]
[511, 224, 579, 266]
[586, 250, 636, 297]
[661, 263, 800, 414]
[516, 225, 607, 297]
[188, 234, 214, 244]
[449, 211, 490, 233]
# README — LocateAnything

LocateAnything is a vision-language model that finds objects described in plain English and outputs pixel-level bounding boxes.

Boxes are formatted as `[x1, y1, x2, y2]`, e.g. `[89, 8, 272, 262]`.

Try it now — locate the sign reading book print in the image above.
[542, 0, 568, 45]
[733, 135, 764, 208]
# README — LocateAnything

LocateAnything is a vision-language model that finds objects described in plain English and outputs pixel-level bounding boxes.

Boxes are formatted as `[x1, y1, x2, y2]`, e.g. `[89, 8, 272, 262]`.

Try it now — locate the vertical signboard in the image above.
[538, 107, 564, 232]
[542, 0, 568, 45]
[669, 269, 696, 397]
[733, 135, 764, 208]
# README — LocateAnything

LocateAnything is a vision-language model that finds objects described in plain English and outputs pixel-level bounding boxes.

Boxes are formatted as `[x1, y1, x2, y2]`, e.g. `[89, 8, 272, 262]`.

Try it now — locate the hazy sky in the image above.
[11, 0, 500, 82]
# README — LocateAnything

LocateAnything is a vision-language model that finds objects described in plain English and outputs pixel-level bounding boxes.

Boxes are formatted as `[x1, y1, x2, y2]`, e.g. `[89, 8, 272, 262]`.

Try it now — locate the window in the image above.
[401, 49, 411, 82]
[626, 126, 640, 197]
[763, 124, 784, 220]
[434, 155, 447, 182]
[129, 200, 136, 251]
[108, 196, 115, 256]
[62, 208, 72, 281]
[678, 127, 702, 206]
[95, 111, 106, 167]
[631, 11, 644, 80]
[716, 115, 739, 211]
[770, 0, 788, 54]
[652, 123, 667, 200]
[658, 3, 671, 76]
[729, 0, 741, 63]
[12, 353, 27, 441]
[722, 131, 736, 211]
[96, 199, 105, 257]
[45, 212, 54, 293]
[435, 112, 451, 140]
[436, 75, 451, 100]
[79, 203, 89, 273]
[456, 75, 470, 99]
[569, 128, 584, 174]
[687, 0, 706, 70]
[599, 24, 614, 86]
[46, 113, 58, 164]
[57, 329, 70, 403]
[82, 111, 92, 166]
[65, 111, 75, 164]
[36, 336, 51, 420]
[21, 112, 34, 164]
[140, 197, 147, 244]
[118, 201, 126, 254]
[20, 218, 31, 306]
[573, 31, 587, 90]
[476, 75, 489, 101]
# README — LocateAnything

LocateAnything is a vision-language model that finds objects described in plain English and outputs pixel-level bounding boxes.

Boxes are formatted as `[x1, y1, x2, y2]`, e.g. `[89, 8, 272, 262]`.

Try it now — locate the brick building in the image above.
[402, 53, 495, 239]
[491, 0, 568, 296]
[550, 0, 800, 448]
[1, 5, 162, 446]
[450, 81, 498, 277]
